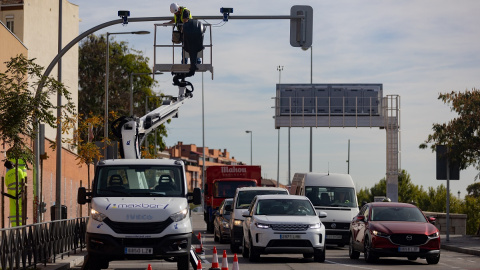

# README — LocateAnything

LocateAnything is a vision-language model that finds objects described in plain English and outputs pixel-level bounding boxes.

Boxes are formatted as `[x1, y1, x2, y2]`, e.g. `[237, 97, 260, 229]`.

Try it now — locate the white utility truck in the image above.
[290, 172, 358, 247]
[78, 85, 201, 270]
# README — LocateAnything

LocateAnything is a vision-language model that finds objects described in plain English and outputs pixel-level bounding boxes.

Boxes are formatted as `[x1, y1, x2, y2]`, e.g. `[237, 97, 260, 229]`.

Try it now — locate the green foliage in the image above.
[0, 54, 75, 165]
[420, 89, 480, 179]
[78, 34, 169, 151]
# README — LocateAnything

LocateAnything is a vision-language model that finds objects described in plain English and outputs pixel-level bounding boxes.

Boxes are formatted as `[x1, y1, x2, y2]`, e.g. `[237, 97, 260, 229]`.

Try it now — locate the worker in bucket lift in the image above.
[168, 3, 192, 31]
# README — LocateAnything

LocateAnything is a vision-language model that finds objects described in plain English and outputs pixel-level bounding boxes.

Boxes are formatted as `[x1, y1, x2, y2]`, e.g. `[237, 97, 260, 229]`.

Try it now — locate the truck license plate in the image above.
[326, 234, 342, 240]
[398, 246, 419, 252]
[280, 234, 301, 239]
[125, 247, 153, 254]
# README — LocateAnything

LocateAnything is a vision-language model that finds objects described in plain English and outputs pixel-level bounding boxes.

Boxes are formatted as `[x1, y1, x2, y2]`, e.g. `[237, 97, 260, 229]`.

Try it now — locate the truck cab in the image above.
[78, 159, 201, 270]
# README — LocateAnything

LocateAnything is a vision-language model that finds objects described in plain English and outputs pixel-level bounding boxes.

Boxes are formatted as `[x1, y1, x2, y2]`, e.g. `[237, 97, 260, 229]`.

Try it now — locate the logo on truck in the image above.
[106, 203, 168, 210]
[221, 167, 247, 173]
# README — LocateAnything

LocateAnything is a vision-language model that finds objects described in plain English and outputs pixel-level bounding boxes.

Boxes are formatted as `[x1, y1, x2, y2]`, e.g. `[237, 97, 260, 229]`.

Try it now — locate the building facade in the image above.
[0, 0, 90, 228]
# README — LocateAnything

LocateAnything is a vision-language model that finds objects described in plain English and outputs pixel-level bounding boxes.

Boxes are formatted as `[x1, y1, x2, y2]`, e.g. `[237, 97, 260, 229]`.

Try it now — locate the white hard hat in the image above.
[170, 3, 179, 13]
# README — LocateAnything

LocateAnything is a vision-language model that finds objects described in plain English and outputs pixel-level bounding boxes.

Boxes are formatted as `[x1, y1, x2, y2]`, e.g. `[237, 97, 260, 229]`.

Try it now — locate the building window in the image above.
[7, 19, 13, 33]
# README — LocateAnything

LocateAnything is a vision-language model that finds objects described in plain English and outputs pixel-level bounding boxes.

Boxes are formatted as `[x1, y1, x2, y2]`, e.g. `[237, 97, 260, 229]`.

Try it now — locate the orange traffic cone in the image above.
[195, 232, 204, 254]
[209, 246, 220, 270]
[221, 250, 229, 270]
[147, 264, 152, 270]
[232, 254, 239, 270]
[197, 260, 203, 270]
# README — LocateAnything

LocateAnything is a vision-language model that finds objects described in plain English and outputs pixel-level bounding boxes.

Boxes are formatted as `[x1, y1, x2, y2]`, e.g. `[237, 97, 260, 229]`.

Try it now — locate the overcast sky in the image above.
[68, 0, 480, 198]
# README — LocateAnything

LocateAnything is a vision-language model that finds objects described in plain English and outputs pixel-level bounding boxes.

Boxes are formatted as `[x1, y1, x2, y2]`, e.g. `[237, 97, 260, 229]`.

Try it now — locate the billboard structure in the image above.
[274, 84, 401, 201]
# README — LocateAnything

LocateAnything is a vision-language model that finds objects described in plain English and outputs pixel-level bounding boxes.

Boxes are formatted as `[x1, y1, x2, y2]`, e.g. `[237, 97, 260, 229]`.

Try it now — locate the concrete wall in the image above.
[424, 211, 467, 235]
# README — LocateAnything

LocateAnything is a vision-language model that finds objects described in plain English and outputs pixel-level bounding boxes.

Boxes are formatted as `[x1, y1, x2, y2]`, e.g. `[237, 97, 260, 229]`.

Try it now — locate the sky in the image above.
[68, 0, 480, 198]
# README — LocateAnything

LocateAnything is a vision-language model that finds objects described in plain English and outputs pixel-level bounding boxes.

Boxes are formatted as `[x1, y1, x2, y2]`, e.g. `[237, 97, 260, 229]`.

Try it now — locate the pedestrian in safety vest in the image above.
[3, 160, 26, 226]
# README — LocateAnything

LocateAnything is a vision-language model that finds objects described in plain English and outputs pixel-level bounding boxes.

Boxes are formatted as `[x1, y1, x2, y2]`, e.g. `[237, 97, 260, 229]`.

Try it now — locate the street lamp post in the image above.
[277, 65, 283, 187]
[104, 30, 150, 158]
[245, 130, 252, 165]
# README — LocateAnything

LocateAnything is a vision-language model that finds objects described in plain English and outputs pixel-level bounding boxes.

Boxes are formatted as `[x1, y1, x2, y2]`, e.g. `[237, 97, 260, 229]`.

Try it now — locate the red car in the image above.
[349, 202, 440, 264]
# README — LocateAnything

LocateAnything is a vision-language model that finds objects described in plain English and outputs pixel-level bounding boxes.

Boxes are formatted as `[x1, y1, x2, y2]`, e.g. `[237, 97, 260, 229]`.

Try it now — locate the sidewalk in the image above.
[36, 250, 87, 270]
[441, 234, 480, 256]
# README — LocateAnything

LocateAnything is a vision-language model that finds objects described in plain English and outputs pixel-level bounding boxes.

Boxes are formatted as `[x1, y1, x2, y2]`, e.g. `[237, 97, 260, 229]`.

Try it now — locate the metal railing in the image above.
[0, 217, 88, 270]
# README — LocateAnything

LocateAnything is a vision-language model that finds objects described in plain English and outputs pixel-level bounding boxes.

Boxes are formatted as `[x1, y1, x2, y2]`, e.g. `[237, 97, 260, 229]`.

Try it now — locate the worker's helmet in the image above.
[170, 3, 179, 13]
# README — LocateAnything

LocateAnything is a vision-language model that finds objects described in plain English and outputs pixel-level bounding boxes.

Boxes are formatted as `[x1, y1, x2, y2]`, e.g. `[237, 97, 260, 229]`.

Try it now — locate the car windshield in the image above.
[371, 206, 427, 222]
[255, 199, 315, 216]
[236, 190, 288, 209]
[305, 186, 357, 208]
[94, 165, 184, 197]
[214, 181, 256, 198]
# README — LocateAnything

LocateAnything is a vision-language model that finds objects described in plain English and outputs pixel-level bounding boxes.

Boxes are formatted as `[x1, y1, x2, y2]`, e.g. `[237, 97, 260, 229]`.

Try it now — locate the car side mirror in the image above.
[356, 215, 365, 222]
[241, 210, 250, 218]
[427, 216, 436, 225]
[317, 211, 327, 218]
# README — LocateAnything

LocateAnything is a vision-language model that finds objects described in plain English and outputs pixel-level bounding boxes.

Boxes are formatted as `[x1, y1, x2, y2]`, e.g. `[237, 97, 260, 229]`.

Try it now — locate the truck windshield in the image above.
[214, 181, 256, 198]
[94, 165, 184, 197]
[305, 187, 357, 208]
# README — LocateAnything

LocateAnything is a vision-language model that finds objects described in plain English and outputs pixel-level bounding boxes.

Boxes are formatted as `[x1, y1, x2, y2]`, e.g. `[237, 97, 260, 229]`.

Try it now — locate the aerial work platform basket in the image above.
[153, 23, 213, 79]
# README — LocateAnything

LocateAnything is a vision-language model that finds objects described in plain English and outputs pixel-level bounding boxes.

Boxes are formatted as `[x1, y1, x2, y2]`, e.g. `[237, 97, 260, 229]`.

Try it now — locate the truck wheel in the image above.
[206, 221, 213, 233]
[82, 254, 108, 270]
[177, 253, 190, 270]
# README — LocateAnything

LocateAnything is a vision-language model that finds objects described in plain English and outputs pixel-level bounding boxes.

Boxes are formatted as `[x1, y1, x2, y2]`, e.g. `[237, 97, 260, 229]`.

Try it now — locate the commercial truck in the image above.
[78, 81, 201, 270]
[203, 165, 262, 232]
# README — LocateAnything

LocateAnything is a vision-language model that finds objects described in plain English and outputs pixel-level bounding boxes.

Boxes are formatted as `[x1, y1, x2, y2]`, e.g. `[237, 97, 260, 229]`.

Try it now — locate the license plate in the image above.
[125, 247, 153, 254]
[398, 246, 419, 252]
[280, 234, 301, 239]
[326, 234, 342, 240]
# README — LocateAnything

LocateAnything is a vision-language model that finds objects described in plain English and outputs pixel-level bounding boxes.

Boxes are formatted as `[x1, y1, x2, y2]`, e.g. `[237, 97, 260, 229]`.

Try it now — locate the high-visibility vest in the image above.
[174, 7, 192, 24]
[5, 168, 26, 197]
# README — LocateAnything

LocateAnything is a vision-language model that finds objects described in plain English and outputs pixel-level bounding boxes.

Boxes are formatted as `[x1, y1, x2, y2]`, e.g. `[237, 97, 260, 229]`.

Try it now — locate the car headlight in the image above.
[91, 208, 107, 222]
[222, 221, 230, 228]
[309, 223, 321, 229]
[233, 219, 243, 227]
[428, 231, 439, 238]
[170, 208, 188, 222]
[254, 222, 269, 229]
[372, 230, 390, 237]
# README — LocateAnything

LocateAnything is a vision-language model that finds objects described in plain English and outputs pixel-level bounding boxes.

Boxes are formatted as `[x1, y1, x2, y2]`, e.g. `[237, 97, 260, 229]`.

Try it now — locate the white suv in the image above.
[242, 194, 327, 262]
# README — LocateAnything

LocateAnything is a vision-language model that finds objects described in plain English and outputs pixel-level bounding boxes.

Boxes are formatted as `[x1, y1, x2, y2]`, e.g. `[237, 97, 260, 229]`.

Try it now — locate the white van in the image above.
[290, 172, 358, 247]
[226, 186, 289, 253]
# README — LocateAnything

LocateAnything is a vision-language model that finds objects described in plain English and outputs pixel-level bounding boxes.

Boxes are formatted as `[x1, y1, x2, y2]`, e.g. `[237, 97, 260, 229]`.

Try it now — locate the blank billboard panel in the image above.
[280, 88, 296, 114]
[330, 88, 345, 114]
[363, 89, 380, 115]
[296, 88, 314, 114]
[346, 88, 363, 114]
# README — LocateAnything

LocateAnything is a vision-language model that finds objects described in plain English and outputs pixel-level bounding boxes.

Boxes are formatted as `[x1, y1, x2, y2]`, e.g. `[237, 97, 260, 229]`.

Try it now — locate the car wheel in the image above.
[248, 236, 260, 262]
[426, 254, 440, 264]
[349, 235, 360, 259]
[303, 253, 313, 259]
[242, 238, 250, 258]
[214, 227, 219, 242]
[407, 256, 417, 261]
[363, 237, 377, 263]
[314, 248, 325, 262]
[230, 242, 240, 254]
[177, 253, 190, 270]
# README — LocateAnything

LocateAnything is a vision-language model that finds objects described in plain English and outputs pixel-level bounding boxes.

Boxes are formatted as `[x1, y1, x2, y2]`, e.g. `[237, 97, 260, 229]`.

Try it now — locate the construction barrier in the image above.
[232, 254, 239, 270]
[196, 232, 204, 254]
[221, 250, 229, 270]
[209, 246, 220, 270]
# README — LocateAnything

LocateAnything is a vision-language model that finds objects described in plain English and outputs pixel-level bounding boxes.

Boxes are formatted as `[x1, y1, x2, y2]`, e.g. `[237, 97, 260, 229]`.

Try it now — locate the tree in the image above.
[78, 34, 169, 154]
[420, 89, 480, 179]
[0, 54, 75, 165]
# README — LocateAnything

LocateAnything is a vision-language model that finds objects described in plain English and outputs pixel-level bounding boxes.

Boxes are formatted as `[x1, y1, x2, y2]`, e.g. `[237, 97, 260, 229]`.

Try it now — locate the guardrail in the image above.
[0, 217, 88, 270]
